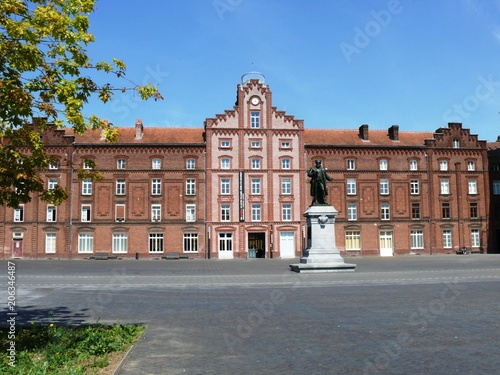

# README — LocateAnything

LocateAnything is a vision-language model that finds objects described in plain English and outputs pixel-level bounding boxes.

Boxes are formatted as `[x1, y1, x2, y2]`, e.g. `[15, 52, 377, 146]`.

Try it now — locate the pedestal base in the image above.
[289, 205, 356, 273]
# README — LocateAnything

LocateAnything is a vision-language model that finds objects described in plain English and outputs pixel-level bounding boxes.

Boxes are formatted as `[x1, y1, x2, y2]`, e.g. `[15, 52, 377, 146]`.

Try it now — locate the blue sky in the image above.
[84, 0, 500, 141]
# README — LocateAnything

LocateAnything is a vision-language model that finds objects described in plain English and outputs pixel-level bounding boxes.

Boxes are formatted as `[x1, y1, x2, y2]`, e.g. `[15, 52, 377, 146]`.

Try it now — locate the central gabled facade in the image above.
[204, 76, 306, 258]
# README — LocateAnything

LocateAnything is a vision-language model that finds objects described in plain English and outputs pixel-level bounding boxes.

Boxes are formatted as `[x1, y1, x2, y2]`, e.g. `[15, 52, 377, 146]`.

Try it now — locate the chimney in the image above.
[135, 119, 144, 140]
[359, 124, 369, 141]
[388, 125, 399, 141]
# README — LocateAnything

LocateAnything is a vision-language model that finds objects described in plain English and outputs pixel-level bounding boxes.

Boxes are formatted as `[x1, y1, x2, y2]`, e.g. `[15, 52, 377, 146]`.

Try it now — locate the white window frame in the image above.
[379, 160, 388, 171]
[82, 179, 92, 195]
[112, 233, 128, 254]
[78, 233, 93, 253]
[115, 204, 126, 222]
[186, 204, 196, 222]
[282, 203, 292, 221]
[347, 203, 357, 221]
[152, 178, 162, 195]
[250, 111, 260, 128]
[251, 140, 261, 148]
[81, 205, 91, 222]
[468, 179, 477, 195]
[410, 179, 420, 195]
[471, 229, 480, 248]
[220, 140, 231, 148]
[48, 178, 58, 190]
[221, 204, 230, 222]
[149, 233, 164, 253]
[410, 230, 424, 249]
[251, 158, 261, 170]
[381, 203, 390, 220]
[347, 178, 357, 195]
[281, 141, 291, 149]
[45, 233, 56, 254]
[453, 139, 460, 148]
[116, 179, 126, 195]
[443, 230, 452, 248]
[49, 160, 59, 170]
[117, 158, 126, 169]
[251, 203, 261, 222]
[219, 233, 233, 252]
[186, 158, 195, 170]
[409, 160, 418, 171]
[380, 179, 389, 195]
[14, 205, 24, 222]
[281, 158, 291, 170]
[221, 178, 230, 195]
[440, 160, 448, 171]
[151, 204, 161, 222]
[281, 177, 292, 195]
[440, 179, 450, 195]
[47, 205, 57, 222]
[468, 161, 475, 171]
[221, 158, 230, 169]
[345, 231, 361, 251]
[251, 178, 261, 195]
[152, 158, 161, 170]
[186, 178, 196, 195]
[183, 233, 198, 253]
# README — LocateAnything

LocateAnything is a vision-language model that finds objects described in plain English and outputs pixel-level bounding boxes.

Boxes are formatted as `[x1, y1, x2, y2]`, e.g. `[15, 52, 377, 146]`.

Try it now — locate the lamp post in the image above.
[207, 225, 211, 259]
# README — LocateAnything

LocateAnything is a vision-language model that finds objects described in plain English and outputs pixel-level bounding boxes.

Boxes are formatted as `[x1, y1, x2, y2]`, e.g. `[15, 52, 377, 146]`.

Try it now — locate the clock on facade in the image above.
[251, 97, 260, 105]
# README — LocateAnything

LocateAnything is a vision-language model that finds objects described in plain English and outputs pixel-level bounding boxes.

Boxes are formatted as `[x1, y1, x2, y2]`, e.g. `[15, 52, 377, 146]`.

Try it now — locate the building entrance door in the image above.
[13, 240, 23, 258]
[248, 232, 266, 258]
[280, 232, 295, 258]
[379, 231, 394, 257]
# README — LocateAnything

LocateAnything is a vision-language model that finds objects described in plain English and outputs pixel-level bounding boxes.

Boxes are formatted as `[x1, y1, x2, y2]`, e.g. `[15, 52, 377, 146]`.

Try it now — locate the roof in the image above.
[69, 127, 205, 145]
[304, 129, 434, 147]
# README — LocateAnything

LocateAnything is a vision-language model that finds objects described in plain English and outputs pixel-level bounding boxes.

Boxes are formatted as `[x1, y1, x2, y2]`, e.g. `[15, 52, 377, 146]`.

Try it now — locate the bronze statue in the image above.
[308, 160, 333, 206]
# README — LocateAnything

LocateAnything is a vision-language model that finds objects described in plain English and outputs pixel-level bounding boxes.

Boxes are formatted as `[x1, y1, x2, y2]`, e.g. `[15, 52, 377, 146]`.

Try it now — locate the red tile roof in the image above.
[304, 129, 434, 147]
[68, 127, 205, 145]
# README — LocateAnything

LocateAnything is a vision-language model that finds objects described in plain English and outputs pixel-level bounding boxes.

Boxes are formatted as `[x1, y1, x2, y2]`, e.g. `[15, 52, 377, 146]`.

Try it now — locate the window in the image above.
[186, 204, 196, 222]
[471, 229, 480, 247]
[494, 181, 500, 195]
[440, 179, 450, 195]
[251, 178, 261, 195]
[412, 203, 420, 220]
[468, 179, 477, 195]
[345, 231, 361, 250]
[14, 205, 24, 222]
[347, 203, 357, 221]
[410, 230, 424, 249]
[251, 158, 261, 169]
[186, 178, 196, 195]
[410, 179, 420, 195]
[442, 202, 450, 219]
[281, 178, 292, 195]
[468, 161, 475, 171]
[347, 179, 357, 195]
[443, 230, 452, 248]
[152, 158, 161, 170]
[112, 233, 128, 254]
[250, 111, 260, 128]
[251, 204, 261, 222]
[48, 178, 58, 190]
[49, 160, 59, 170]
[282, 203, 292, 221]
[409, 160, 418, 171]
[347, 159, 355, 170]
[220, 140, 230, 148]
[281, 141, 291, 148]
[221, 158, 230, 169]
[440, 160, 448, 171]
[117, 158, 126, 169]
[115, 204, 125, 222]
[78, 233, 93, 253]
[152, 179, 162, 195]
[453, 139, 460, 148]
[380, 179, 389, 195]
[381, 203, 390, 220]
[470, 203, 478, 218]
[221, 204, 230, 221]
[184, 233, 198, 253]
[83, 159, 93, 169]
[281, 158, 291, 170]
[186, 158, 195, 170]
[149, 233, 164, 253]
[81, 205, 91, 222]
[45, 233, 56, 254]
[251, 141, 261, 148]
[82, 179, 92, 195]
[219, 233, 233, 252]
[116, 179, 126, 195]
[221, 178, 230, 195]
[379, 160, 388, 171]
[151, 204, 161, 222]
[47, 206, 56, 222]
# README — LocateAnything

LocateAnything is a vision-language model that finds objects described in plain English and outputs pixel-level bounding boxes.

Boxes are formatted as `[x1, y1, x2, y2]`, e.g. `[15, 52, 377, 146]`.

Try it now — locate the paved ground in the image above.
[2, 255, 500, 374]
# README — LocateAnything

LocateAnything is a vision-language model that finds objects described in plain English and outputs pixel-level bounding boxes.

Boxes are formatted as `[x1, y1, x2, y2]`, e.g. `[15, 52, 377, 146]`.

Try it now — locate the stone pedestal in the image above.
[289, 205, 356, 273]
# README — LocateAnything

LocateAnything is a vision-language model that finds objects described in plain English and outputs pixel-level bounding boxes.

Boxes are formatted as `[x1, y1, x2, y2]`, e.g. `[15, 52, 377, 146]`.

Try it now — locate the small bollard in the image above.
[135, 252, 139, 260]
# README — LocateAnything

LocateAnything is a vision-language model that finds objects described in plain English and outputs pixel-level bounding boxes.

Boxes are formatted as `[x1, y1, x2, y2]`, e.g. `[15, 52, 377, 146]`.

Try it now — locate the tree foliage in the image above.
[0, 0, 163, 207]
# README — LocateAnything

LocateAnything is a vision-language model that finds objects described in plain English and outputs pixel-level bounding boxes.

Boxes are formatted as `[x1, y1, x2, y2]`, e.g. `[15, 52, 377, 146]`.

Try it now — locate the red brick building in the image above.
[0, 74, 495, 259]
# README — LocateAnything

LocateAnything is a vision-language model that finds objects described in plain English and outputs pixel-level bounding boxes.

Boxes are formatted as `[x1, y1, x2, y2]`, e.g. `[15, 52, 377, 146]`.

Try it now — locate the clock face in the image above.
[251, 97, 260, 105]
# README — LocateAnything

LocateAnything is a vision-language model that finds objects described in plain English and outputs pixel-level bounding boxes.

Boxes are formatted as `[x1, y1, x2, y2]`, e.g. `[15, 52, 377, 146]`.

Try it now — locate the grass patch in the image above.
[0, 322, 144, 374]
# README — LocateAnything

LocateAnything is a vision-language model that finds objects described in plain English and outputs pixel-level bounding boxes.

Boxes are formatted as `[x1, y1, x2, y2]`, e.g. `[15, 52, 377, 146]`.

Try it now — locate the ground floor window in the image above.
[471, 229, 480, 247]
[149, 233, 164, 253]
[443, 230, 452, 248]
[345, 231, 361, 250]
[219, 232, 233, 252]
[113, 233, 128, 254]
[184, 233, 198, 253]
[78, 233, 93, 253]
[45, 233, 56, 253]
[410, 230, 424, 249]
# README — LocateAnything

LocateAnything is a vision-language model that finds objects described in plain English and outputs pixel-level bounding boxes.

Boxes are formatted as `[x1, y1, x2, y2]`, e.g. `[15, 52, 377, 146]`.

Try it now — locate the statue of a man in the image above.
[308, 160, 333, 206]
